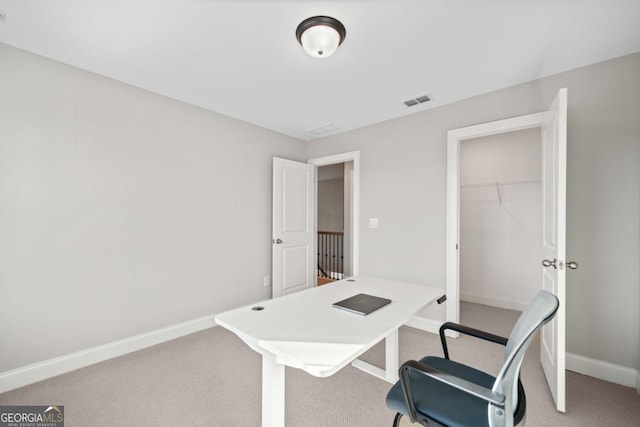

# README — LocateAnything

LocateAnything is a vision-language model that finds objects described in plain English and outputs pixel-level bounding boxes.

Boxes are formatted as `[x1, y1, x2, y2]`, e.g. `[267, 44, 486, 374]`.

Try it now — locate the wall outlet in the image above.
[263, 275, 270, 287]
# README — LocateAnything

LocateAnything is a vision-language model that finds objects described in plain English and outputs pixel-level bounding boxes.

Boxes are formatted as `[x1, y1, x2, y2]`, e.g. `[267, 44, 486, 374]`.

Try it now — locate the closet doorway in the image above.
[459, 128, 542, 311]
[446, 88, 569, 412]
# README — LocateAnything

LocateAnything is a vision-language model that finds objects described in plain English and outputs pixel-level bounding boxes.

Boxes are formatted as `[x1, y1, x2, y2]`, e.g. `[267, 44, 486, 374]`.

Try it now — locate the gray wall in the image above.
[318, 178, 344, 232]
[0, 43, 306, 372]
[308, 53, 640, 371]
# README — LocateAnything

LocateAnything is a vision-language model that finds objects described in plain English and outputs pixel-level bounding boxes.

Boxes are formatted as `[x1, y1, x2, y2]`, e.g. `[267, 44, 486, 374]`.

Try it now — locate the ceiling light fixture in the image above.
[296, 16, 346, 59]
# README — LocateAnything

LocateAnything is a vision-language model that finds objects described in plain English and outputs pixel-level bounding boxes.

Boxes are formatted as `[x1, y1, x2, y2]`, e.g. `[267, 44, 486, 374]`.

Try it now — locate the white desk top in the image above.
[215, 276, 442, 377]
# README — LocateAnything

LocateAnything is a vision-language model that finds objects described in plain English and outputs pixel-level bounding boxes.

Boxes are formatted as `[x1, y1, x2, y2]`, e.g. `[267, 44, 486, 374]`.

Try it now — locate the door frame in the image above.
[308, 150, 360, 277]
[445, 113, 546, 325]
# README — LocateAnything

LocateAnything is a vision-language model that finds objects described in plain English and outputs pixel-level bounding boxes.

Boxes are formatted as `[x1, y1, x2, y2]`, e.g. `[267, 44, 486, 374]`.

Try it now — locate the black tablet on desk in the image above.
[332, 293, 391, 315]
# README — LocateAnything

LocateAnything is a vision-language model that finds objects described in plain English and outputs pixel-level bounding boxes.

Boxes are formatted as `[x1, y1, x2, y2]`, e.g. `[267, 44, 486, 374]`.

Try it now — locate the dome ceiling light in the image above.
[296, 16, 346, 59]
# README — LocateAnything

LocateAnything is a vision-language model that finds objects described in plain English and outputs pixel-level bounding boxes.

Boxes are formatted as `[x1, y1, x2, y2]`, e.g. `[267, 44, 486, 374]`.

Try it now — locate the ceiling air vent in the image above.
[308, 123, 338, 136]
[404, 94, 431, 107]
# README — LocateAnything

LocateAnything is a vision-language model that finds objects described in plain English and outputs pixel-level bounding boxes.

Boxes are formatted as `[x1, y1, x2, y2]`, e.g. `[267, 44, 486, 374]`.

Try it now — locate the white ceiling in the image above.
[1, 1, 639, 141]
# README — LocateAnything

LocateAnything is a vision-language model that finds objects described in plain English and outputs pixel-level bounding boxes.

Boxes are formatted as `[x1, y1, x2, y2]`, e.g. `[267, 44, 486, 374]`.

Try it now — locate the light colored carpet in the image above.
[1, 302, 639, 426]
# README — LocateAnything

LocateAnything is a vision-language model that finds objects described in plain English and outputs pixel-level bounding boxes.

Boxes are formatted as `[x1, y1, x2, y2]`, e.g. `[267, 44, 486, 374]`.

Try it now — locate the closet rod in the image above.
[460, 179, 540, 189]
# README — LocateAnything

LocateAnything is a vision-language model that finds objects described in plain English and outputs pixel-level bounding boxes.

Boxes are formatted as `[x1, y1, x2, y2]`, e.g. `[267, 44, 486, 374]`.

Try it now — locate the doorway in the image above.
[459, 128, 542, 311]
[446, 88, 568, 413]
[317, 163, 349, 285]
[308, 151, 360, 284]
[445, 111, 549, 327]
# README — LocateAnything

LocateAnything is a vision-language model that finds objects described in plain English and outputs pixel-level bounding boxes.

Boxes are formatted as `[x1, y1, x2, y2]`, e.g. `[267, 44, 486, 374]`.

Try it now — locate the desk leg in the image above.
[385, 329, 399, 382]
[351, 329, 399, 383]
[262, 356, 285, 427]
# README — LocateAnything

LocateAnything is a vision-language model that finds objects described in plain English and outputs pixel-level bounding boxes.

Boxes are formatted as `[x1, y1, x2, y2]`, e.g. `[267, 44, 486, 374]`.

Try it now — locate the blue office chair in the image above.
[386, 290, 559, 427]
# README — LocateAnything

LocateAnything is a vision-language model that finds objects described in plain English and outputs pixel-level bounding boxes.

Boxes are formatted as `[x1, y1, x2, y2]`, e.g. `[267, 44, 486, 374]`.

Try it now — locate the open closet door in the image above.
[540, 88, 568, 412]
[272, 157, 315, 298]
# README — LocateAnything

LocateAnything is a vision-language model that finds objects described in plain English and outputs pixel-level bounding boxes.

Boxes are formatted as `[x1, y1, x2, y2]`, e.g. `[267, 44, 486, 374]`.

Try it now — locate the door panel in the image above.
[540, 88, 567, 413]
[542, 123, 557, 248]
[541, 268, 557, 371]
[272, 157, 315, 298]
[283, 168, 309, 232]
[282, 245, 309, 291]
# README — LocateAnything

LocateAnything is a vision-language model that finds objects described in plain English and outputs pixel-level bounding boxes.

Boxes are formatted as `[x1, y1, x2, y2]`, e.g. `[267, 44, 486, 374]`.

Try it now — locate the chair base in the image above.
[392, 412, 526, 427]
[393, 412, 447, 427]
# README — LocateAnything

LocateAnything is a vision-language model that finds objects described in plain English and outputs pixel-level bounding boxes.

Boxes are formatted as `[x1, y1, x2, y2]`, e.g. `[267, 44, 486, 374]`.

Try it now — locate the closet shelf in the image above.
[461, 179, 540, 206]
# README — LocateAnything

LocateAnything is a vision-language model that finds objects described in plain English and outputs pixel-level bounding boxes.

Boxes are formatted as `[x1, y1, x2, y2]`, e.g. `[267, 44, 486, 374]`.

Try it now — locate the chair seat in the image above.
[386, 356, 525, 427]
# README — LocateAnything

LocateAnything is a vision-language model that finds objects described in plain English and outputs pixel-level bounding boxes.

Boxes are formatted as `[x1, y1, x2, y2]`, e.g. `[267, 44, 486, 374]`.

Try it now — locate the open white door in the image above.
[540, 88, 568, 412]
[272, 157, 315, 298]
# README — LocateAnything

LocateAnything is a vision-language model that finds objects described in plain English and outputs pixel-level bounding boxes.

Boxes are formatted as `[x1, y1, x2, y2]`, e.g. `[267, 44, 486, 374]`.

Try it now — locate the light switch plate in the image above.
[369, 218, 379, 228]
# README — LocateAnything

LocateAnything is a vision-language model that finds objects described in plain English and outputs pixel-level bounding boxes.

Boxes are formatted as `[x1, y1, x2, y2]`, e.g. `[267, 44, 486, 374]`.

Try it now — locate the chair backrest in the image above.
[492, 290, 559, 426]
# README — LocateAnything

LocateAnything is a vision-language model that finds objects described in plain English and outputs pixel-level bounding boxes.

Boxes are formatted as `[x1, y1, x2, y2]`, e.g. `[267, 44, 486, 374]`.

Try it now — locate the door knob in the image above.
[566, 261, 579, 270]
[273, 238, 283, 244]
[542, 259, 557, 269]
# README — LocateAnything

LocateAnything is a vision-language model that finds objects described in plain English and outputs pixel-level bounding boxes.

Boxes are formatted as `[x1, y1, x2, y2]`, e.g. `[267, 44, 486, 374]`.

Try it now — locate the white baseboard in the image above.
[405, 316, 443, 334]
[0, 315, 217, 394]
[566, 352, 639, 388]
[461, 292, 527, 312]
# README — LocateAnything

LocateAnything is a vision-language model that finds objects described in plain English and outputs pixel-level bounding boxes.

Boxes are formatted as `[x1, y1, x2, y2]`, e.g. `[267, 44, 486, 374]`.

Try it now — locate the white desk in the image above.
[215, 276, 442, 427]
